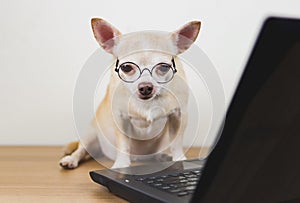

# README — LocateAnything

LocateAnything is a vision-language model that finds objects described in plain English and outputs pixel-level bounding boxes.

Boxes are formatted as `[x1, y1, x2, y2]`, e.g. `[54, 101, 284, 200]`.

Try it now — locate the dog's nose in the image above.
[138, 82, 154, 96]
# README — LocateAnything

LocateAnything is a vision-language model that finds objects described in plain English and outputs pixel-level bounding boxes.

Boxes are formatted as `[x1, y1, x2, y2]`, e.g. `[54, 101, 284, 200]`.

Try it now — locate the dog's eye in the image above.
[156, 64, 171, 74]
[120, 64, 134, 73]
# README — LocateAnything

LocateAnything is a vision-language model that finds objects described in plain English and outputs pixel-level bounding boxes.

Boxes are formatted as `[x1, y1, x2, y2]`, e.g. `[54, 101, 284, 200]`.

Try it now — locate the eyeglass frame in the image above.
[114, 57, 177, 84]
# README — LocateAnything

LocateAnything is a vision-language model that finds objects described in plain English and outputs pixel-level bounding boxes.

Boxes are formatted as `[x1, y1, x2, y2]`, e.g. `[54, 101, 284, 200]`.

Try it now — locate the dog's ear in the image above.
[172, 21, 201, 54]
[91, 18, 121, 55]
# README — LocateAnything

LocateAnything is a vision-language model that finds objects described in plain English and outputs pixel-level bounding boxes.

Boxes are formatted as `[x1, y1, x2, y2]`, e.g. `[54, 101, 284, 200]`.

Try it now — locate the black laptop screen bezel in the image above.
[192, 17, 300, 203]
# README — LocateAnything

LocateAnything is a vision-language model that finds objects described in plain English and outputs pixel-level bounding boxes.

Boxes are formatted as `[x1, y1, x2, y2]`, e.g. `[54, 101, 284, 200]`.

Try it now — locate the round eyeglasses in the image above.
[114, 57, 177, 83]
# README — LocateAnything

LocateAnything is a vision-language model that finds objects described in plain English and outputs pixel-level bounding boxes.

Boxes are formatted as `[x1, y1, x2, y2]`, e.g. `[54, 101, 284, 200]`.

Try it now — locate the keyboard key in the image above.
[187, 181, 198, 186]
[188, 178, 199, 181]
[163, 178, 180, 184]
[168, 188, 181, 193]
[192, 170, 201, 174]
[177, 183, 189, 188]
[135, 177, 145, 181]
[183, 185, 197, 191]
[161, 186, 171, 190]
[184, 174, 197, 178]
[169, 184, 178, 188]
[177, 191, 189, 196]
[156, 178, 164, 182]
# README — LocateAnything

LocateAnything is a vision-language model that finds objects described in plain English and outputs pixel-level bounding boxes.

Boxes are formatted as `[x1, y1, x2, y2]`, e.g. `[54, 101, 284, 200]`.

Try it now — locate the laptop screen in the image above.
[193, 17, 300, 203]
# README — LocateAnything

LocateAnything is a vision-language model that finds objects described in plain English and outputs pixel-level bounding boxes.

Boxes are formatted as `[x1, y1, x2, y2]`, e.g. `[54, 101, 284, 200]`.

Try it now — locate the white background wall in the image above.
[0, 0, 299, 146]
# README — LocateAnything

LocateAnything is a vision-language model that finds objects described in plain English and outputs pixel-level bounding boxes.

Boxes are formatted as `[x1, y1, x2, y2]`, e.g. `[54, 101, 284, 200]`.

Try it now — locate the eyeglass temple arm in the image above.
[115, 58, 119, 72]
[172, 57, 177, 73]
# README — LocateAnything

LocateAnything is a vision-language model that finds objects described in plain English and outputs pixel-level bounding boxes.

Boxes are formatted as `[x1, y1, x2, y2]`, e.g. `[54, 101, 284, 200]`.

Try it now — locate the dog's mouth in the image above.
[138, 94, 154, 100]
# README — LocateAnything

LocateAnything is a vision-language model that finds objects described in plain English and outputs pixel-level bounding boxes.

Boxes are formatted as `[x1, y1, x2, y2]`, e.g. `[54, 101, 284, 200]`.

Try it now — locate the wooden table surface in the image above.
[0, 146, 204, 203]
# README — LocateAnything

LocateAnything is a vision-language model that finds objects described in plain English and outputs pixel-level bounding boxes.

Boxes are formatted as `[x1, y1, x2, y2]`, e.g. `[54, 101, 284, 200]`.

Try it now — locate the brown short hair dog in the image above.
[60, 18, 201, 169]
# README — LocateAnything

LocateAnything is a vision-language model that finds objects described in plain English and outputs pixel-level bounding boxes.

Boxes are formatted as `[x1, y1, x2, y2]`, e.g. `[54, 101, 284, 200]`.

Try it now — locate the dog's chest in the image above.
[126, 116, 168, 140]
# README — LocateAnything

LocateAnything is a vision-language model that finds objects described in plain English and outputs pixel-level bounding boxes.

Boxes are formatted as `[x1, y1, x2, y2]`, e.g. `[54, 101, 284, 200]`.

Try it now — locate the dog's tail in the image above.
[62, 141, 79, 155]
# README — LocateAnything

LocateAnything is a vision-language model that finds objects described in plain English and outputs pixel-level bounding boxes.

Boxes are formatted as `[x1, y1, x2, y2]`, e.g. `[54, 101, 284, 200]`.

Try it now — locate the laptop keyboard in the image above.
[135, 169, 201, 197]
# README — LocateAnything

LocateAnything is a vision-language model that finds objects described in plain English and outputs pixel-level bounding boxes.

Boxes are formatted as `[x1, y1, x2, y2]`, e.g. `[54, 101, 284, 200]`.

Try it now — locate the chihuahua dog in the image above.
[60, 18, 201, 169]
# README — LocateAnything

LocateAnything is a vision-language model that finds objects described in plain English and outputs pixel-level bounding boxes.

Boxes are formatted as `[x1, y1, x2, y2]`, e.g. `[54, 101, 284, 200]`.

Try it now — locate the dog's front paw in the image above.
[111, 162, 130, 169]
[59, 155, 79, 169]
[172, 155, 187, 162]
[154, 153, 173, 162]
[111, 160, 131, 169]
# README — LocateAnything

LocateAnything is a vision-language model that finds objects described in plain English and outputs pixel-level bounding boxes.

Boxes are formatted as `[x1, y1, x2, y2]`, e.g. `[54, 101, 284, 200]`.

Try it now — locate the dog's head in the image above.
[91, 18, 201, 101]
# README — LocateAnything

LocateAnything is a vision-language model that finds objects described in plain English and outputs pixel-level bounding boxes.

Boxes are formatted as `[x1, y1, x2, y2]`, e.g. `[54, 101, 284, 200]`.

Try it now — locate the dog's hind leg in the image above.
[59, 126, 100, 169]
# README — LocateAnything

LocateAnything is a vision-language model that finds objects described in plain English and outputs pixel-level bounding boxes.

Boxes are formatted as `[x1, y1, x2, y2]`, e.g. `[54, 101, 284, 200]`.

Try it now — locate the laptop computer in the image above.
[90, 17, 300, 203]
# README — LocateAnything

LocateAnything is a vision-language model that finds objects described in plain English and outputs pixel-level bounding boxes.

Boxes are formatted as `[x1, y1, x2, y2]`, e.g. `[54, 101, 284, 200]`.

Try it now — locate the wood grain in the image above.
[0, 146, 205, 203]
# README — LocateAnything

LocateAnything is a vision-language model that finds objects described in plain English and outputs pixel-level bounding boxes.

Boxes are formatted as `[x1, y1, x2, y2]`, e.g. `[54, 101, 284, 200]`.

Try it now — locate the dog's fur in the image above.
[60, 18, 201, 169]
